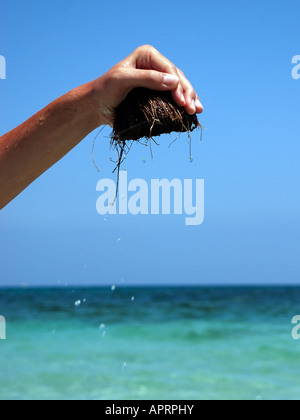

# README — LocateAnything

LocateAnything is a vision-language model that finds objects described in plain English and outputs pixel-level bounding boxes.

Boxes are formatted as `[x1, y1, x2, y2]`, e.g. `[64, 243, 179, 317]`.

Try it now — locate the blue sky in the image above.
[0, 0, 300, 286]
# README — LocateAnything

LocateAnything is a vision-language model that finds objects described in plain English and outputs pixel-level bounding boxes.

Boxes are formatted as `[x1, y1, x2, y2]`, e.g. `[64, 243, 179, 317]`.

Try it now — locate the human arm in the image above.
[0, 45, 203, 210]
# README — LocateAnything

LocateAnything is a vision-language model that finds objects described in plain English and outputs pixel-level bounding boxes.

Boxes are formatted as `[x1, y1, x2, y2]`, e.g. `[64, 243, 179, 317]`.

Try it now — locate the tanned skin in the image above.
[0, 45, 203, 210]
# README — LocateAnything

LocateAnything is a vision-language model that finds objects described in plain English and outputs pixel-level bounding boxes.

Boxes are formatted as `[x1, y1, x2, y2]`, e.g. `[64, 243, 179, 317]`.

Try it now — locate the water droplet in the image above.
[142, 158, 147, 164]
[111, 285, 116, 292]
[131, 296, 135, 302]
[117, 238, 121, 243]
[75, 300, 81, 308]
[104, 216, 108, 221]
[99, 324, 106, 337]
[189, 157, 194, 163]
[122, 362, 127, 370]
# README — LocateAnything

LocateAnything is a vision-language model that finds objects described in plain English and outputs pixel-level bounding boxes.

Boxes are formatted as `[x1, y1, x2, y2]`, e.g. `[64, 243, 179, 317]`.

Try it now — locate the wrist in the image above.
[83, 76, 115, 128]
[68, 80, 108, 130]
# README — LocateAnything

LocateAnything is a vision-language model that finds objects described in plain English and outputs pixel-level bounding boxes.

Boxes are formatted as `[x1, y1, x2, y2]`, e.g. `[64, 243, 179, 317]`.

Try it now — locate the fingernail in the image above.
[190, 99, 196, 113]
[195, 99, 203, 110]
[162, 74, 179, 86]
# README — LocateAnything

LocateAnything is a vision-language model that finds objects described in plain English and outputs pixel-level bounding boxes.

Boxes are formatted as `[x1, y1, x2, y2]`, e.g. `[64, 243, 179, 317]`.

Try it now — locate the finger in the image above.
[122, 68, 180, 93]
[175, 69, 197, 114]
[195, 95, 204, 114]
[134, 45, 179, 76]
[131, 46, 199, 111]
[176, 69, 204, 115]
[122, 46, 203, 114]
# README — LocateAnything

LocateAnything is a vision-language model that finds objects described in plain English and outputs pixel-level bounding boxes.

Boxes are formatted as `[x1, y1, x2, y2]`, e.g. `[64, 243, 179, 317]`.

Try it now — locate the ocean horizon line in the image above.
[0, 283, 300, 290]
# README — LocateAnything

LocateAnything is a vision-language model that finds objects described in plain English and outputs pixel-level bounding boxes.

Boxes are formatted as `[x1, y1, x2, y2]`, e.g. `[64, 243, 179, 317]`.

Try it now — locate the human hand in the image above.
[91, 45, 203, 126]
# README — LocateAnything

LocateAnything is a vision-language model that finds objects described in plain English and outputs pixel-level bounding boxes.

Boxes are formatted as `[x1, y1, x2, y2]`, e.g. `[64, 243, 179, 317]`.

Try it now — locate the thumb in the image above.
[127, 69, 180, 91]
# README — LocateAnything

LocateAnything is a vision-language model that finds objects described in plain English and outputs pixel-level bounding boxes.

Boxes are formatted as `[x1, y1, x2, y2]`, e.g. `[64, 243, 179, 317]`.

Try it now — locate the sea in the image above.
[0, 286, 300, 400]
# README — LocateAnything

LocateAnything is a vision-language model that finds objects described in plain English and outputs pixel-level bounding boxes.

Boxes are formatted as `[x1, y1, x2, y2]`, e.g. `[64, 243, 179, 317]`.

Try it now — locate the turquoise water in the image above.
[0, 286, 300, 400]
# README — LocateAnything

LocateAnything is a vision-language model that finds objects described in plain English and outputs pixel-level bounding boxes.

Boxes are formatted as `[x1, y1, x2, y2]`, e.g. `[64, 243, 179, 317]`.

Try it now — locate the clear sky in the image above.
[1, 0, 300, 287]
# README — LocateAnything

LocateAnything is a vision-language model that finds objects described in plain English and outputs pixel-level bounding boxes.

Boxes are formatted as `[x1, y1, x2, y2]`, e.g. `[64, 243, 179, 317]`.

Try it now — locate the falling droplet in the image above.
[131, 296, 135, 302]
[99, 324, 106, 337]
[122, 362, 127, 370]
[111, 285, 116, 292]
[75, 300, 81, 308]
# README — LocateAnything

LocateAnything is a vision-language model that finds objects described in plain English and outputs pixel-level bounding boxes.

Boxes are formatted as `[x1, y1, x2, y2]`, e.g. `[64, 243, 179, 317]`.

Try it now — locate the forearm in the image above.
[0, 46, 203, 211]
[0, 81, 100, 210]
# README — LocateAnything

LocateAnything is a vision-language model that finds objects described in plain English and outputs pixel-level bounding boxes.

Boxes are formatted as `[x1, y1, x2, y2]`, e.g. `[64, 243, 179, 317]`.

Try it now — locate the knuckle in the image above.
[142, 69, 160, 84]
[186, 84, 195, 95]
[168, 63, 177, 74]
[136, 44, 155, 55]
[181, 78, 194, 95]
[149, 69, 159, 79]
[103, 68, 128, 96]
[109, 67, 126, 83]
[177, 68, 186, 78]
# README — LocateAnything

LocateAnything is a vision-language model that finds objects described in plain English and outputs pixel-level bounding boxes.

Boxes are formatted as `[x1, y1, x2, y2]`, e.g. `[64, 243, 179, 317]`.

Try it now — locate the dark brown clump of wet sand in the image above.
[112, 88, 201, 142]
[109, 88, 202, 198]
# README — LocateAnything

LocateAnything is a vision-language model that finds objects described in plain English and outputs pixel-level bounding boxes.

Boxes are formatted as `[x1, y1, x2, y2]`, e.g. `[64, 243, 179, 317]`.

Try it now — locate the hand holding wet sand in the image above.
[92, 45, 203, 126]
[0, 45, 203, 210]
